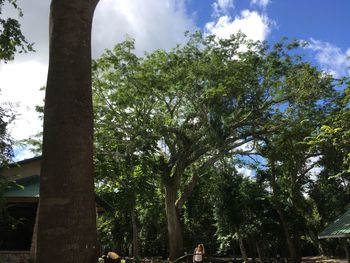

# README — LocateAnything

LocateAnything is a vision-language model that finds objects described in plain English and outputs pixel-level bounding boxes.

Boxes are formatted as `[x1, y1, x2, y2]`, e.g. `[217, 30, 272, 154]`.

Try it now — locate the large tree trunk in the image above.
[165, 183, 183, 261]
[131, 206, 140, 258]
[36, 0, 99, 262]
[275, 205, 298, 262]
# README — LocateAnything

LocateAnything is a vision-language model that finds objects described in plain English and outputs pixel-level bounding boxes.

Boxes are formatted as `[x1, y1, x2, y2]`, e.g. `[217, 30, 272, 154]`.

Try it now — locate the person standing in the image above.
[193, 244, 205, 263]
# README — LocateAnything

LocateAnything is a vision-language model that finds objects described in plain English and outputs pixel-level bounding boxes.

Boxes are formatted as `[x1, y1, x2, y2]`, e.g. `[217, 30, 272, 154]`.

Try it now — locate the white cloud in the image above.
[205, 10, 271, 41]
[92, 0, 197, 57]
[212, 0, 234, 17]
[234, 140, 256, 153]
[4, 0, 50, 63]
[0, 61, 46, 140]
[1, 0, 197, 161]
[250, 0, 270, 9]
[305, 156, 323, 183]
[9, 0, 197, 60]
[307, 39, 350, 77]
[236, 166, 255, 178]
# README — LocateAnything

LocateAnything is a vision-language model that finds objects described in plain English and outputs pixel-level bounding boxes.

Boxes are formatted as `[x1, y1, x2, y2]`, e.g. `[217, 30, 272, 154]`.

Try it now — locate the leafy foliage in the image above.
[0, 105, 13, 166]
[0, 0, 34, 62]
[91, 32, 347, 259]
[306, 82, 350, 228]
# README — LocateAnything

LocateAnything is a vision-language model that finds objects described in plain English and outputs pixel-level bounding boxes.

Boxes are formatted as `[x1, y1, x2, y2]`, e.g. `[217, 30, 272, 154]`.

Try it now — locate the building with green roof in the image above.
[319, 207, 350, 263]
[319, 208, 350, 239]
[0, 156, 113, 262]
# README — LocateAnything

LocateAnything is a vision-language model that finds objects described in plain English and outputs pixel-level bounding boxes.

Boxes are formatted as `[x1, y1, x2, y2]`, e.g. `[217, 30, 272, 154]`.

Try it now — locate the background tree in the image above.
[92, 34, 337, 260]
[255, 65, 336, 262]
[211, 160, 278, 262]
[36, 0, 99, 262]
[0, 0, 31, 219]
[0, 106, 14, 167]
[181, 167, 218, 254]
[306, 82, 350, 257]
[0, 106, 14, 219]
[307, 83, 350, 209]
[94, 148, 163, 257]
[0, 0, 31, 169]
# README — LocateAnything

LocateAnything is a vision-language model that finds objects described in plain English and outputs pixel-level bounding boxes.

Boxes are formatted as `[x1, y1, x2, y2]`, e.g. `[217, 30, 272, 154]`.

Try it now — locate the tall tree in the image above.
[307, 83, 350, 199]
[92, 34, 335, 260]
[36, 1, 99, 262]
[256, 69, 336, 262]
[307, 83, 350, 237]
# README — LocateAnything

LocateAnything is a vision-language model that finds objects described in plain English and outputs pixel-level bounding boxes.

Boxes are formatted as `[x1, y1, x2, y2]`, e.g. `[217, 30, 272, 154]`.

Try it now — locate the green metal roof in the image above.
[3, 175, 40, 197]
[3, 174, 114, 212]
[319, 207, 350, 239]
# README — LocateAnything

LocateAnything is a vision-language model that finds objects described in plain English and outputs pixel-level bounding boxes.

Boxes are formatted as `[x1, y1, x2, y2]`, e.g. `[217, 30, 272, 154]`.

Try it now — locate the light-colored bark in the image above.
[165, 183, 184, 261]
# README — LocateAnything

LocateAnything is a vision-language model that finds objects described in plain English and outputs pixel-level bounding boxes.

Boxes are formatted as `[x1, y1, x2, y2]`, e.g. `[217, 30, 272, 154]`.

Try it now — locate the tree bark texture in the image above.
[36, 0, 99, 262]
[238, 237, 248, 262]
[165, 183, 184, 261]
[131, 206, 140, 258]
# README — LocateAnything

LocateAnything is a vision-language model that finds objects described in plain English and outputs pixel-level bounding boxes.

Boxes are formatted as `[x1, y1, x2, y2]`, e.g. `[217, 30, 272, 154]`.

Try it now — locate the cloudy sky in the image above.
[0, 0, 349, 160]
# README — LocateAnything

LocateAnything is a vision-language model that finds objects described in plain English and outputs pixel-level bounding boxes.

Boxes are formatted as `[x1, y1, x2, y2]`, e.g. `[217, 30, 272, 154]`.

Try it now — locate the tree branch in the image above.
[175, 152, 225, 210]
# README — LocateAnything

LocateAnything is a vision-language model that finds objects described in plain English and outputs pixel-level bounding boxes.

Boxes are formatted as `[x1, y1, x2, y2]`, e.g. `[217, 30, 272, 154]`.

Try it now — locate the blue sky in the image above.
[0, 0, 349, 161]
[267, 0, 349, 47]
[187, 0, 350, 49]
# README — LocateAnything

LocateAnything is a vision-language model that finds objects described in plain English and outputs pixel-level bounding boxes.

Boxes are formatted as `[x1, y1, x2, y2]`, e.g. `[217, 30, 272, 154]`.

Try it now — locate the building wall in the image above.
[0, 158, 41, 261]
[1, 159, 41, 180]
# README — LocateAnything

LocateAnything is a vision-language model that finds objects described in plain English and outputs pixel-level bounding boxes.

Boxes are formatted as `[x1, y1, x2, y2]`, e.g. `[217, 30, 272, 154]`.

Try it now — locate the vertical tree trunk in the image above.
[275, 206, 298, 263]
[37, 0, 99, 262]
[131, 206, 140, 258]
[255, 240, 263, 263]
[310, 232, 324, 255]
[270, 161, 298, 263]
[238, 236, 248, 262]
[341, 238, 350, 263]
[165, 184, 183, 261]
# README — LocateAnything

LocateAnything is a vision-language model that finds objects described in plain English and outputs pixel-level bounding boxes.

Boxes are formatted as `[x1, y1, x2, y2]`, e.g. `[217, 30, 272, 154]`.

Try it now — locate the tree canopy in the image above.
[92, 33, 347, 260]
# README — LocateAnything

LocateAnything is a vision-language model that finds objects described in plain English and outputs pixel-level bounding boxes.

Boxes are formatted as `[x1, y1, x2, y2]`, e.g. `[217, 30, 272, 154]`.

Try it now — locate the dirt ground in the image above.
[302, 256, 348, 263]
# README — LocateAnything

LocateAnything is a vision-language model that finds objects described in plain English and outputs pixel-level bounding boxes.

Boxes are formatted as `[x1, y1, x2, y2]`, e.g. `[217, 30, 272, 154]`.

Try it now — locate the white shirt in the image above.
[194, 249, 203, 262]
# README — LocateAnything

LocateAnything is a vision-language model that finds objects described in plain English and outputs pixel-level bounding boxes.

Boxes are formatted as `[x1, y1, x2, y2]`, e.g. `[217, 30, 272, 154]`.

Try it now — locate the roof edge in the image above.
[319, 233, 350, 239]
[8, 156, 42, 167]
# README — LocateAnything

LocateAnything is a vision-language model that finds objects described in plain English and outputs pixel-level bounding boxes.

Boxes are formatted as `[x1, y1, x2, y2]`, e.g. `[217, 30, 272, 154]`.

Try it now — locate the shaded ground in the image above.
[302, 256, 347, 263]
[204, 256, 348, 263]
